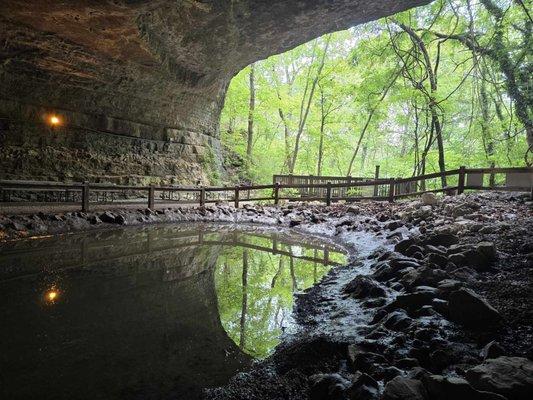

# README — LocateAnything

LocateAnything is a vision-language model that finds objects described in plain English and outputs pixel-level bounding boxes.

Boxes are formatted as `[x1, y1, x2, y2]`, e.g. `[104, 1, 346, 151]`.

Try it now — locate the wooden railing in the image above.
[0, 166, 531, 212]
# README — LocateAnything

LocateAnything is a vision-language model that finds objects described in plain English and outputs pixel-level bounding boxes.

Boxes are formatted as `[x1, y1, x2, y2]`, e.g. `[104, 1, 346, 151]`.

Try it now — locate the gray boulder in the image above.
[343, 276, 386, 299]
[382, 377, 427, 400]
[466, 356, 533, 400]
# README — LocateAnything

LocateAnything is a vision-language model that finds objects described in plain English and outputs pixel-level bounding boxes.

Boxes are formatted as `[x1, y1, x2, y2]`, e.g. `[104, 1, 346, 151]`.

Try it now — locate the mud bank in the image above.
[1, 192, 532, 400]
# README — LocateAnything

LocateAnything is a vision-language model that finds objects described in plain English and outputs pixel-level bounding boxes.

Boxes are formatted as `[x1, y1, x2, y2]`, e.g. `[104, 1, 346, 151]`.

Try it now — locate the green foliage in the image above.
[214, 237, 345, 358]
[221, 0, 529, 183]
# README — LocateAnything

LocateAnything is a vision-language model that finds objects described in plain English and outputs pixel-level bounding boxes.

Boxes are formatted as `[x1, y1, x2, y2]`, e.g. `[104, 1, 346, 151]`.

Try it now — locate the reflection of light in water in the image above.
[45, 289, 59, 303]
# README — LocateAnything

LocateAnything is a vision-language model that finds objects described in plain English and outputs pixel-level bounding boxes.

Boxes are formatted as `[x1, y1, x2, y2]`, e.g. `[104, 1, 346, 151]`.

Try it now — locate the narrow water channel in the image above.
[0, 223, 346, 400]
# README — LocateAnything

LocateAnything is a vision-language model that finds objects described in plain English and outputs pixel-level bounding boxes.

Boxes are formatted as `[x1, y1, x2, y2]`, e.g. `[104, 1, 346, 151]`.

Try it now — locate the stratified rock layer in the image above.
[0, 0, 429, 183]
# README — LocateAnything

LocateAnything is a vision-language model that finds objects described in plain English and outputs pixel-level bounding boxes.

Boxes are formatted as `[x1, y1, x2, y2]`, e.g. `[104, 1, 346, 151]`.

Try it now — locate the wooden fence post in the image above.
[199, 188, 205, 207]
[274, 182, 280, 205]
[388, 178, 395, 203]
[81, 181, 90, 212]
[148, 185, 155, 209]
[326, 182, 332, 206]
[234, 186, 240, 208]
[458, 166, 466, 195]
[489, 161, 495, 188]
[374, 165, 380, 196]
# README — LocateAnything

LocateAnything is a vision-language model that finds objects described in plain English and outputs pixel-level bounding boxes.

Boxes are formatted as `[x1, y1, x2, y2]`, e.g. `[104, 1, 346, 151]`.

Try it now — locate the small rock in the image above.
[382, 311, 413, 331]
[344, 276, 386, 299]
[421, 192, 438, 205]
[423, 233, 459, 247]
[382, 377, 427, 400]
[88, 215, 102, 225]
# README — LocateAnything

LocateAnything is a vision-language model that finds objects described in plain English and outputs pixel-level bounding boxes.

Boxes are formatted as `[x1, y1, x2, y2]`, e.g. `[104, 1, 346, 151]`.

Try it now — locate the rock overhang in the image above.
[0, 0, 431, 183]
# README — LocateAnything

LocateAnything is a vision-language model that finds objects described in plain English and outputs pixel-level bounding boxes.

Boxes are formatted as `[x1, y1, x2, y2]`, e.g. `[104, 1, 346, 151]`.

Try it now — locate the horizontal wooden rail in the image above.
[1, 166, 531, 212]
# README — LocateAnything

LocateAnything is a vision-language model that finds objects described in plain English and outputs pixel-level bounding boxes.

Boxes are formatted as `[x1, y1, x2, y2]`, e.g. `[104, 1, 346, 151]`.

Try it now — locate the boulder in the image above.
[423, 374, 507, 400]
[309, 373, 351, 400]
[348, 345, 387, 373]
[382, 377, 428, 400]
[423, 233, 459, 247]
[99, 211, 117, 223]
[448, 288, 501, 329]
[344, 276, 386, 299]
[387, 291, 436, 313]
[466, 357, 533, 400]
[395, 238, 417, 255]
[382, 311, 413, 331]
[349, 372, 379, 400]
[88, 215, 102, 225]
[421, 192, 438, 205]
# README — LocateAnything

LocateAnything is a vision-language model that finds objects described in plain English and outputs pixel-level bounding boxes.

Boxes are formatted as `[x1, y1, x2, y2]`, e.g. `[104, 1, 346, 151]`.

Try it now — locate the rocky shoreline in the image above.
[1, 191, 532, 400]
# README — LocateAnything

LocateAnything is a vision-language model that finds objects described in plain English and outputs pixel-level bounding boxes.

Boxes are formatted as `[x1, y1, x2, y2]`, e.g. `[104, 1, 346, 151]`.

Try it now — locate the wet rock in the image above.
[387, 291, 436, 313]
[382, 377, 428, 400]
[477, 241, 498, 261]
[344, 276, 386, 299]
[405, 245, 424, 257]
[448, 288, 502, 329]
[348, 345, 388, 373]
[386, 220, 403, 230]
[466, 357, 533, 400]
[382, 311, 413, 331]
[431, 298, 449, 316]
[423, 374, 507, 400]
[481, 341, 505, 360]
[395, 238, 417, 255]
[115, 214, 127, 225]
[450, 202, 481, 218]
[99, 211, 117, 223]
[427, 253, 448, 268]
[309, 373, 351, 400]
[448, 253, 467, 267]
[349, 372, 379, 400]
[421, 193, 438, 205]
[396, 358, 420, 369]
[88, 215, 102, 225]
[423, 233, 459, 247]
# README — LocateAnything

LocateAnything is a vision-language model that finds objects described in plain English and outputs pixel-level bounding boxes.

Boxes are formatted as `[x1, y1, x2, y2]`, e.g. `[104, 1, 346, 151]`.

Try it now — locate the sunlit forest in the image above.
[221, 0, 532, 183]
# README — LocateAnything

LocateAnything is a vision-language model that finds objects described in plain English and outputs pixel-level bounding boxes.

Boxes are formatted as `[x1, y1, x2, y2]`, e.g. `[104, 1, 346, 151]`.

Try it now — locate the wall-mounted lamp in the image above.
[46, 114, 62, 127]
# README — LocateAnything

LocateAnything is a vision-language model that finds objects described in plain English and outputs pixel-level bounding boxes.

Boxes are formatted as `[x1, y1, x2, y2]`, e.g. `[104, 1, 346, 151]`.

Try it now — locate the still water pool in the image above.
[0, 223, 346, 400]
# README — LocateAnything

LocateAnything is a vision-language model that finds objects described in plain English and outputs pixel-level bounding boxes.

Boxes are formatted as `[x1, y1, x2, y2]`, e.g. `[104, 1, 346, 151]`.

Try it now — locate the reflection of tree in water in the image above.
[214, 235, 345, 358]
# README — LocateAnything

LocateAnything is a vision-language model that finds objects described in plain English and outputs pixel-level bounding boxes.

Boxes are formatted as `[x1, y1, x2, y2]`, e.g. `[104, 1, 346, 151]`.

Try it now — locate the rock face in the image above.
[0, 0, 430, 183]
[466, 357, 533, 400]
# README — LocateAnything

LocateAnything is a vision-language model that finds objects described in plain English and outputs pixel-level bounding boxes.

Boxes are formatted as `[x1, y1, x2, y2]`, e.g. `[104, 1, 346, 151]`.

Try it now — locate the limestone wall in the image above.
[0, 0, 430, 184]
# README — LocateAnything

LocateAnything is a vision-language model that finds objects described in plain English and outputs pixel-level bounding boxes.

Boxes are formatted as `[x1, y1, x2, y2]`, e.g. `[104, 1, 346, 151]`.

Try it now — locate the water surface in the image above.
[0, 223, 346, 400]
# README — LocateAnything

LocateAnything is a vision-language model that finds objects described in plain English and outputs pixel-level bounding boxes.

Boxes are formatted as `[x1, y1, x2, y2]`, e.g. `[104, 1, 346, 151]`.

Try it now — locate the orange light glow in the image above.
[48, 115, 61, 126]
[45, 290, 59, 302]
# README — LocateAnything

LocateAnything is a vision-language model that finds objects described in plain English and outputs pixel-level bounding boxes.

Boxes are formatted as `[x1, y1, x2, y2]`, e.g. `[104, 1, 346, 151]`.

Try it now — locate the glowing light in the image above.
[45, 289, 59, 302]
[48, 115, 61, 126]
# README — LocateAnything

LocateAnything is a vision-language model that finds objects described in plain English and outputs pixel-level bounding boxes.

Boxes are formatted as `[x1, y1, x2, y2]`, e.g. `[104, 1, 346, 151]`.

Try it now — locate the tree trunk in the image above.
[239, 250, 249, 349]
[290, 35, 331, 173]
[246, 63, 255, 159]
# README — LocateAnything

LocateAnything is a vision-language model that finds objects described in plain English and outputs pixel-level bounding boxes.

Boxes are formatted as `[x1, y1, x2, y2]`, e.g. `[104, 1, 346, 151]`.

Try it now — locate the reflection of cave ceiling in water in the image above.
[0, 223, 346, 399]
